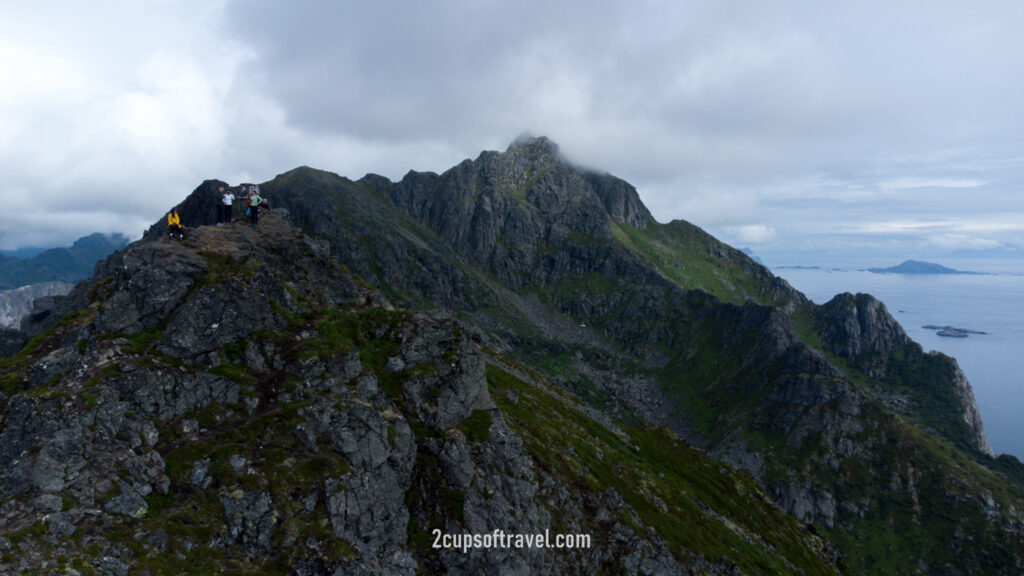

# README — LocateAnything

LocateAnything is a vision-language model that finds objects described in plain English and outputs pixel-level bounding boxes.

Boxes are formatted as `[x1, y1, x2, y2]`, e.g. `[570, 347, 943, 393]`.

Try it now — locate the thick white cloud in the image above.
[0, 0, 1022, 261]
[0, 0, 247, 249]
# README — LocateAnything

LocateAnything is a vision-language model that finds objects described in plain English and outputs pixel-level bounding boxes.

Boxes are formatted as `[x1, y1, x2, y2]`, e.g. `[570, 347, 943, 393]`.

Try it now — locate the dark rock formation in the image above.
[0, 328, 25, 358]
[817, 292, 909, 378]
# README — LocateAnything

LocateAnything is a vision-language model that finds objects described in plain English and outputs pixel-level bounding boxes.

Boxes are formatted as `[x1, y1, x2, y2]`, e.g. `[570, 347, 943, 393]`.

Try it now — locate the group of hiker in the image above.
[167, 183, 271, 241]
[217, 184, 269, 226]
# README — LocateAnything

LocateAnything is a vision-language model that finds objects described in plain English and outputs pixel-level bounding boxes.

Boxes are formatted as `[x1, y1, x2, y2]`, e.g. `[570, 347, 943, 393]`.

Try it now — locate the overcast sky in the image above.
[2, 1, 1023, 264]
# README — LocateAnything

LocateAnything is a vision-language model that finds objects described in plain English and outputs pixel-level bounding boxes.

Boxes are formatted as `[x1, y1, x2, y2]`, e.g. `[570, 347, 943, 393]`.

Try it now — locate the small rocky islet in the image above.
[922, 324, 988, 338]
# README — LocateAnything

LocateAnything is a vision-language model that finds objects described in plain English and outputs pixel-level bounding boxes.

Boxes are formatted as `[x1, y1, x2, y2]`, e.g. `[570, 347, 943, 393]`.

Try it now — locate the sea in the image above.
[770, 259, 1024, 460]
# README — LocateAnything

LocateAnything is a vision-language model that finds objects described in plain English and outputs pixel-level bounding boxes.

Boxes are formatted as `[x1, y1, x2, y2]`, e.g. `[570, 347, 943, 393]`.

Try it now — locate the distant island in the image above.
[922, 325, 988, 338]
[866, 259, 983, 275]
[740, 247, 763, 264]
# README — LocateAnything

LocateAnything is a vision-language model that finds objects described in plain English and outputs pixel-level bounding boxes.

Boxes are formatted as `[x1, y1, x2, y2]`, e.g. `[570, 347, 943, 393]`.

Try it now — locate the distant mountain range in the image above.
[867, 259, 982, 275]
[0, 233, 130, 289]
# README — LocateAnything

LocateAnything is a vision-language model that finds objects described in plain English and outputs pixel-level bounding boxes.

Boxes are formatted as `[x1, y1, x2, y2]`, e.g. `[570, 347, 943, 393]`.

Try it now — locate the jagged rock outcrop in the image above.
[815, 292, 993, 457]
[817, 292, 909, 378]
[948, 355, 995, 456]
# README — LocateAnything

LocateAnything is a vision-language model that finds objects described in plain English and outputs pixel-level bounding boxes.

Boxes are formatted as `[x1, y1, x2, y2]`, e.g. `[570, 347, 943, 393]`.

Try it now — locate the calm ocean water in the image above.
[772, 261, 1024, 459]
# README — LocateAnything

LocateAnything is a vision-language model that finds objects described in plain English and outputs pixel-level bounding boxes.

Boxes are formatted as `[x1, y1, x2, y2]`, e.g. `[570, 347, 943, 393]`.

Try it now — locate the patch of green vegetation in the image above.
[486, 363, 837, 575]
[209, 362, 258, 384]
[0, 310, 100, 412]
[655, 317, 787, 450]
[1, 372, 20, 401]
[297, 306, 408, 362]
[220, 338, 248, 363]
[788, 304, 824, 350]
[459, 409, 493, 443]
[0, 308, 91, 373]
[514, 344, 638, 420]
[8, 520, 47, 544]
[815, 404, 1024, 574]
[126, 386, 361, 572]
[543, 271, 620, 301]
[195, 252, 257, 291]
[87, 276, 115, 303]
[122, 327, 164, 354]
[611, 220, 777, 307]
[268, 298, 307, 329]
[80, 390, 99, 410]
[881, 346, 982, 454]
[70, 557, 95, 575]
[144, 490, 176, 516]
[405, 447, 468, 571]
[83, 363, 123, 391]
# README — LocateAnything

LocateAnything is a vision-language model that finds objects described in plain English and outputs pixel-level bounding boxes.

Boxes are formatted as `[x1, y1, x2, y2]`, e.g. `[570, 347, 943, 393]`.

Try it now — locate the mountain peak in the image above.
[507, 133, 561, 158]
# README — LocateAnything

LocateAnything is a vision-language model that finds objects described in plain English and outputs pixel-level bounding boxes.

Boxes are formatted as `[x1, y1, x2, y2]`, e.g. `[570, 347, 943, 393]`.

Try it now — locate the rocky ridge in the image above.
[0, 210, 839, 574]
[2, 136, 1023, 574]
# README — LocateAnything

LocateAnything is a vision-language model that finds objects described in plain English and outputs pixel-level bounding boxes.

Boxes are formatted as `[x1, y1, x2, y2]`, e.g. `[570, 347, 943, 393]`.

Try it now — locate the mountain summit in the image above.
[2, 138, 1023, 574]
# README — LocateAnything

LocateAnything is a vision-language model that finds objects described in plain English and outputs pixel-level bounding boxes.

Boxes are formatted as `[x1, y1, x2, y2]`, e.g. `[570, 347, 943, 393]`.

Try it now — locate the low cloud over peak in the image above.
[1, 1, 1022, 262]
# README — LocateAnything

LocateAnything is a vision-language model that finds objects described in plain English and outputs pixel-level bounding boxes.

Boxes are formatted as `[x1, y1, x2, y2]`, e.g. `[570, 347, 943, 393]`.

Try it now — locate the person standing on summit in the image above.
[218, 186, 235, 225]
[247, 187, 264, 226]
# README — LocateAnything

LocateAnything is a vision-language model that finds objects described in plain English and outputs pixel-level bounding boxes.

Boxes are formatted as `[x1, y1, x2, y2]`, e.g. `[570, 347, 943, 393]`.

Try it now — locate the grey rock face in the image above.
[221, 490, 278, 552]
[392, 313, 496, 431]
[0, 281, 74, 329]
[103, 480, 148, 518]
[323, 404, 415, 560]
[94, 242, 208, 335]
[817, 292, 909, 377]
[772, 480, 838, 528]
[946, 355, 994, 456]
[44, 511, 77, 538]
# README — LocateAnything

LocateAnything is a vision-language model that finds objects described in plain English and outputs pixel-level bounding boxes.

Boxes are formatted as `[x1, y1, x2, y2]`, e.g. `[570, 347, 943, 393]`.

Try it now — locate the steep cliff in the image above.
[0, 281, 74, 329]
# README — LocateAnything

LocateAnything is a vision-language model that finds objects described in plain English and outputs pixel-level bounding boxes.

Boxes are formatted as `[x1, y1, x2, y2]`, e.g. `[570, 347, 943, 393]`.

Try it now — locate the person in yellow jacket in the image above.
[167, 208, 184, 240]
